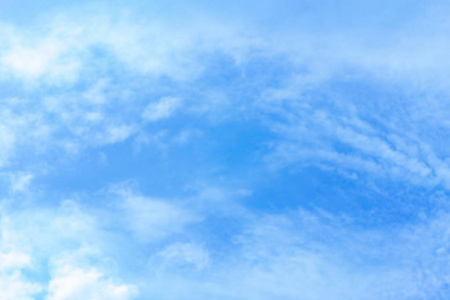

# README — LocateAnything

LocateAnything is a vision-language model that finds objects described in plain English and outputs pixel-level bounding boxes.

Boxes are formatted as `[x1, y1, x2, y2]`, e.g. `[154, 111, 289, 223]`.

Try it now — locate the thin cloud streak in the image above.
[1, 1, 450, 299]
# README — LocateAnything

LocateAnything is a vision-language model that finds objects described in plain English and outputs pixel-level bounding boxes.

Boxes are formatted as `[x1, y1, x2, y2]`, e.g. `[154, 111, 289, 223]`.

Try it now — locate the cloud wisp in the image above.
[1, 1, 450, 299]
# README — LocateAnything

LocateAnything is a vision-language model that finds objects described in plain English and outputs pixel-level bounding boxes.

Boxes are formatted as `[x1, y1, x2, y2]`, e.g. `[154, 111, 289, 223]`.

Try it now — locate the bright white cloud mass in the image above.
[1, 0, 450, 299]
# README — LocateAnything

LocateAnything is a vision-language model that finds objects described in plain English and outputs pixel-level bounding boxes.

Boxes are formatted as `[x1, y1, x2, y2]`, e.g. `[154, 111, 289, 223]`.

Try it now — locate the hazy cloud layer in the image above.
[1, 1, 450, 299]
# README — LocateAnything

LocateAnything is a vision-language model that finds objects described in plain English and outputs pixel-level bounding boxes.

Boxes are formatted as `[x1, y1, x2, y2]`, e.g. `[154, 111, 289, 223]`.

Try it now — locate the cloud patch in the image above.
[142, 97, 182, 122]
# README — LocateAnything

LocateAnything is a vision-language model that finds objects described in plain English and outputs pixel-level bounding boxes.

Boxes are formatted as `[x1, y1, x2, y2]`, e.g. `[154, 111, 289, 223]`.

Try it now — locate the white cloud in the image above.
[46, 264, 137, 300]
[0, 199, 140, 300]
[0, 272, 42, 300]
[140, 207, 450, 300]
[116, 188, 198, 242]
[231, 208, 450, 300]
[154, 242, 210, 270]
[1, 3, 450, 299]
[6, 3, 449, 188]
[1, 42, 78, 83]
[263, 96, 450, 191]
[9, 173, 33, 193]
[0, 124, 16, 167]
[0, 1, 449, 94]
[0, 228, 42, 300]
[142, 97, 182, 122]
[101, 124, 136, 144]
[82, 79, 109, 105]
[0, 251, 31, 271]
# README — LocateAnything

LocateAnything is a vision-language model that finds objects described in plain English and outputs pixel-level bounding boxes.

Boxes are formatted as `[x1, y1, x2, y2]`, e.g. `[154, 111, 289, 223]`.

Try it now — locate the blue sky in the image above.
[1, 1, 450, 299]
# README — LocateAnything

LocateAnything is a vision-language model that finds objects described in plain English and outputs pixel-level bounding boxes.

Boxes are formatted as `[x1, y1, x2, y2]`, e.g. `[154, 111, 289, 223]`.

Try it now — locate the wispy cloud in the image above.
[142, 97, 182, 123]
[47, 249, 138, 300]
[2, 1, 450, 299]
[111, 185, 199, 242]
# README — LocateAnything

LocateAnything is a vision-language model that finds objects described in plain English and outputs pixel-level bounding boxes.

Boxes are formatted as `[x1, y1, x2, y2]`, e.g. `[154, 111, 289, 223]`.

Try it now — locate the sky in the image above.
[1, 0, 450, 299]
